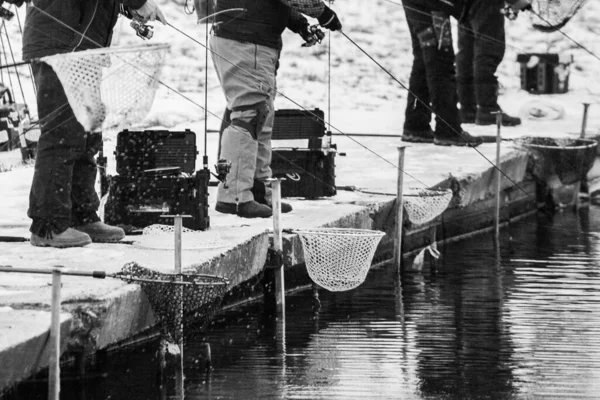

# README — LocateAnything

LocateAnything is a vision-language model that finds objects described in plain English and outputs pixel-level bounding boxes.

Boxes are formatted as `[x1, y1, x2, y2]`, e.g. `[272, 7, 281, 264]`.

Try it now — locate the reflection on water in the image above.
[5, 207, 600, 399]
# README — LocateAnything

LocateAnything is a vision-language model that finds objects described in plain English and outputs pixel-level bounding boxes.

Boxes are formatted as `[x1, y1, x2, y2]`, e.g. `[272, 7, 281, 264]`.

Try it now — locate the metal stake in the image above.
[271, 178, 285, 315]
[495, 112, 503, 237]
[394, 146, 407, 271]
[49, 268, 62, 400]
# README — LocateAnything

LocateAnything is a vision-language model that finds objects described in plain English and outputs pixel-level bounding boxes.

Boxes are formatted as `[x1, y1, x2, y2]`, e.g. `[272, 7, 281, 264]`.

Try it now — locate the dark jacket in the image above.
[214, 0, 292, 50]
[22, 0, 145, 60]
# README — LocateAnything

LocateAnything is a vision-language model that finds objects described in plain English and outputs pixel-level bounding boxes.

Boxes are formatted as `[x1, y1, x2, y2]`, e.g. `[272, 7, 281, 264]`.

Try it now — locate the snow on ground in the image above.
[1, 1, 600, 207]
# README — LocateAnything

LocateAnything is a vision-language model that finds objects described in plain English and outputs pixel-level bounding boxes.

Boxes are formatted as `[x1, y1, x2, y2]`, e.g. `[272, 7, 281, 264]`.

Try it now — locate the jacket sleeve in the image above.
[120, 0, 147, 10]
[287, 9, 310, 34]
[279, 0, 325, 19]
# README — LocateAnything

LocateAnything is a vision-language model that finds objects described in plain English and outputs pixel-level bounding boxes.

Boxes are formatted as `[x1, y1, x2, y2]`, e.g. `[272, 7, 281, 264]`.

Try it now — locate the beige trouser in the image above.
[210, 35, 278, 204]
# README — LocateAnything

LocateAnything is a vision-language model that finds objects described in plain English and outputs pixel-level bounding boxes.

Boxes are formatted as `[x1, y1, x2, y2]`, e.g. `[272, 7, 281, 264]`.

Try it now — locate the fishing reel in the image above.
[213, 158, 232, 188]
[0, 0, 27, 21]
[119, 5, 154, 40]
[130, 20, 154, 40]
[301, 25, 325, 47]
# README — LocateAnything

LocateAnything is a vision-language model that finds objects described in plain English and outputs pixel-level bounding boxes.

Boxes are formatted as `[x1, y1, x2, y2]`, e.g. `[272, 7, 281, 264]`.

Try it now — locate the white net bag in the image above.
[403, 188, 453, 225]
[135, 224, 227, 250]
[296, 228, 385, 292]
[41, 43, 169, 132]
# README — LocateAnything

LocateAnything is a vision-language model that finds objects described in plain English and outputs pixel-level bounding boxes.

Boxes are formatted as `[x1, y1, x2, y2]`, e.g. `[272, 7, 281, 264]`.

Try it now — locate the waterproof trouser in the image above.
[209, 35, 277, 205]
[28, 61, 101, 237]
[456, 0, 506, 110]
[402, 2, 461, 139]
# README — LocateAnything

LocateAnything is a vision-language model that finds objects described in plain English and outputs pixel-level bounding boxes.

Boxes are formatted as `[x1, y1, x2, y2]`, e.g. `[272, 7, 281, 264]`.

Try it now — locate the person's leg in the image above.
[28, 62, 92, 247]
[419, 11, 482, 146]
[468, 0, 521, 126]
[456, 19, 477, 123]
[209, 35, 275, 218]
[402, 2, 434, 143]
[69, 130, 125, 242]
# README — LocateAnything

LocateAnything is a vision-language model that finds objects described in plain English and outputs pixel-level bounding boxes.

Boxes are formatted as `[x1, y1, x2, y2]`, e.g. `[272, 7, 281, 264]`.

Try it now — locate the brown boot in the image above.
[75, 221, 125, 243]
[31, 228, 92, 248]
[215, 200, 273, 218]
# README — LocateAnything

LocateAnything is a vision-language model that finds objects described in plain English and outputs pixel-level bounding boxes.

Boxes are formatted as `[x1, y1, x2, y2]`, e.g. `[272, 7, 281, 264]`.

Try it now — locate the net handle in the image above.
[0, 266, 229, 286]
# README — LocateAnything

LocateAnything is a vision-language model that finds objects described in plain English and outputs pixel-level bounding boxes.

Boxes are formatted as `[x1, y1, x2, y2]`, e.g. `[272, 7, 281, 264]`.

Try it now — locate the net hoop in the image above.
[403, 188, 453, 225]
[134, 224, 228, 250]
[296, 228, 385, 292]
[518, 136, 598, 184]
[529, 0, 589, 32]
[41, 43, 169, 132]
[119, 262, 229, 344]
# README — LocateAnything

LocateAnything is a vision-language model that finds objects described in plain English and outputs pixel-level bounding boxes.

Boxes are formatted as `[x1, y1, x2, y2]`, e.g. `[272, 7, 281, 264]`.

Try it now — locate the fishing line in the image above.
[165, 21, 428, 187]
[339, 30, 530, 192]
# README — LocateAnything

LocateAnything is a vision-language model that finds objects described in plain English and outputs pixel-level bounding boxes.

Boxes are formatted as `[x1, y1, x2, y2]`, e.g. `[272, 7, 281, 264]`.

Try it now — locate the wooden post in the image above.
[495, 112, 503, 237]
[49, 269, 62, 400]
[272, 179, 285, 315]
[394, 146, 407, 271]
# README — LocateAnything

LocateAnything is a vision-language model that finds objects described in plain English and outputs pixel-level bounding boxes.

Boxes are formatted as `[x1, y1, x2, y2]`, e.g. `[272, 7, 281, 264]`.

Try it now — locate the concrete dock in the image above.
[1, 97, 600, 393]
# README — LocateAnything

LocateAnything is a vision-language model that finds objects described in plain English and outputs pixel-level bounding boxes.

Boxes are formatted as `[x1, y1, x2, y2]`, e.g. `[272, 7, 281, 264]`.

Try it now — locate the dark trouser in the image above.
[456, 0, 506, 111]
[28, 62, 101, 236]
[402, 2, 461, 138]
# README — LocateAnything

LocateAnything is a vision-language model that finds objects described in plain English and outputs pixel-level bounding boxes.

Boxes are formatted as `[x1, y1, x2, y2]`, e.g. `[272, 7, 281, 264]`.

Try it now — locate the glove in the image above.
[318, 5, 342, 31]
[132, 0, 167, 24]
[300, 25, 325, 47]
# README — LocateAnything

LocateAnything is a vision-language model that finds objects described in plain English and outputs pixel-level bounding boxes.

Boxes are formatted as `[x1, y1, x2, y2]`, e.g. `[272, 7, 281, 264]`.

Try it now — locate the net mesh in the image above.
[518, 136, 597, 184]
[529, 0, 589, 32]
[403, 188, 453, 225]
[296, 228, 385, 292]
[41, 43, 168, 132]
[134, 224, 227, 250]
[119, 262, 229, 344]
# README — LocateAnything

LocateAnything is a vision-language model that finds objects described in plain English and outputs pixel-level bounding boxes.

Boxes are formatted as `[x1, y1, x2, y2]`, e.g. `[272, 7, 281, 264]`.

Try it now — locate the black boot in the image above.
[475, 107, 521, 126]
[434, 130, 483, 147]
[402, 128, 434, 143]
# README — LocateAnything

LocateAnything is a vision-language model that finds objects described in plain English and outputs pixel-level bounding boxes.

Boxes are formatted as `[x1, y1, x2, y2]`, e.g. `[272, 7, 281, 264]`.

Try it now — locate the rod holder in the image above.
[268, 178, 285, 315]
[49, 268, 62, 400]
[394, 146, 407, 271]
[580, 103, 591, 139]
[163, 214, 192, 274]
[494, 112, 503, 237]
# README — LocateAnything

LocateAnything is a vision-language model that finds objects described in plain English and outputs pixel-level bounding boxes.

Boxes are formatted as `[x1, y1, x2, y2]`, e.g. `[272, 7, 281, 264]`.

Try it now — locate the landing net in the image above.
[296, 228, 385, 292]
[529, 0, 589, 32]
[119, 262, 229, 344]
[41, 43, 169, 132]
[403, 188, 453, 225]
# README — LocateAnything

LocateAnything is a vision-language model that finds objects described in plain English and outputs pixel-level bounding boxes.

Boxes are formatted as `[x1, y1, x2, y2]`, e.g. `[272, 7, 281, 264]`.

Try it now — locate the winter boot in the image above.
[434, 130, 483, 147]
[74, 221, 125, 243]
[402, 128, 435, 144]
[31, 227, 92, 248]
[215, 200, 273, 218]
[251, 179, 293, 213]
[476, 107, 521, 126]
